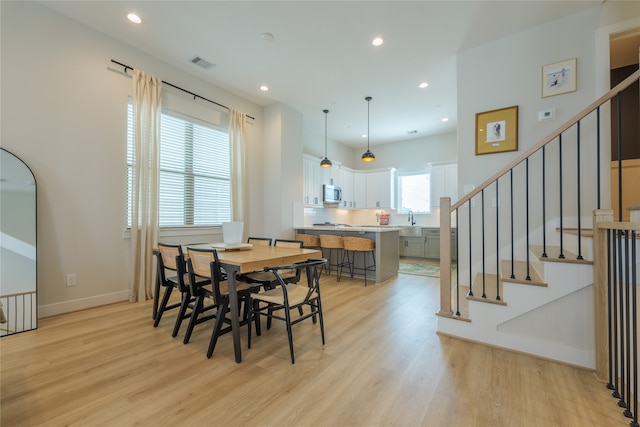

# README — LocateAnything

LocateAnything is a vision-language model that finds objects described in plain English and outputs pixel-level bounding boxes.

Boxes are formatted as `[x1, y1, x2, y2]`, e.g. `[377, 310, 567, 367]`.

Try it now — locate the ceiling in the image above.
[39, 1, 604, 148]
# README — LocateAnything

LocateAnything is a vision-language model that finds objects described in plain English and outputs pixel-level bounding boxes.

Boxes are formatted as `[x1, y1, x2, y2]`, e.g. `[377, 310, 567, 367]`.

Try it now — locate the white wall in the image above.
[0, 2, 265, 315]
[455, 2, 640, 266]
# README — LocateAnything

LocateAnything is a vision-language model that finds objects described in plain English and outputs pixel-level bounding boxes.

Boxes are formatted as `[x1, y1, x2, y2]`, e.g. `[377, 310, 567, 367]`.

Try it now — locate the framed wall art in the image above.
[475, 105, 519, 156]
[542, 58, 577, 98]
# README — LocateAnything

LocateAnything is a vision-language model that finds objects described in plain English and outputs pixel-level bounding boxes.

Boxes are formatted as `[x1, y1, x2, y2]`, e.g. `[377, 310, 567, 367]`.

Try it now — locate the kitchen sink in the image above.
[398, 226, 423, 237]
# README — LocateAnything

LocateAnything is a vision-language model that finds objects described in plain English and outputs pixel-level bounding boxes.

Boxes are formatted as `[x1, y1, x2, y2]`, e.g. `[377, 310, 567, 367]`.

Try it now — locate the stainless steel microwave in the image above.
[323, 184, 342, 205]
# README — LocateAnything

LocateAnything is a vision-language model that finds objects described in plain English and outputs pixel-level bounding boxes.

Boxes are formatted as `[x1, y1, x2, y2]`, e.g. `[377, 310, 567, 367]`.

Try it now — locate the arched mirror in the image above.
[0, 148, 37, 335]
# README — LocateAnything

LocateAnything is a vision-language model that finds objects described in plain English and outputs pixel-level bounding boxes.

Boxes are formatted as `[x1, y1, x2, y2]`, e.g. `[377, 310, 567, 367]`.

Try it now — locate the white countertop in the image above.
[295, 226, 401, 233]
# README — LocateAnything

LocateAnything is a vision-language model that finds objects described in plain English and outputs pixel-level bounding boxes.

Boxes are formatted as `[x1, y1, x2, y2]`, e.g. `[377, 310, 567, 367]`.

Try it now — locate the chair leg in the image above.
[172, 292, 191, 337]
[267, 303, 275, 330]
[153, 286, 173, 327]
[363, 252, 367, 286]
[183, 295, 203, 344]
[317, 298, 326, 345]
[284, 307, 295, 364]
[153, 276, 161, 321]
[207, 301, 227, 358]
[253, 298, 262, 337]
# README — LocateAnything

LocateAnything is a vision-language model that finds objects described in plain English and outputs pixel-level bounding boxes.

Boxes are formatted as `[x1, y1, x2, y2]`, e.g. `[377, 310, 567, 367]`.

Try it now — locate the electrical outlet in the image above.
[66, 274, 77, 287]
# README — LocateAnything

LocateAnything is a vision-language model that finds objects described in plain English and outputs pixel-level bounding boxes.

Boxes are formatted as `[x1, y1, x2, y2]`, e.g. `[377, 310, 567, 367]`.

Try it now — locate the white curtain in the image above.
[229, 109, 248, 225]
[130, 70, 161, 302]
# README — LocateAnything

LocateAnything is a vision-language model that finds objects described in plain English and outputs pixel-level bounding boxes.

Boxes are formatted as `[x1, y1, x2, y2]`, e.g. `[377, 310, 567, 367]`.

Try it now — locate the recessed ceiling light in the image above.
[442, 117, 449, 122]
[361, 134, 367, 138]
[372, 37, 384, 46]
[261, 32, 275, 42]
[419, 82, 429, 89]
[260, 85, 269, 92]
[127, 13, 142, 24]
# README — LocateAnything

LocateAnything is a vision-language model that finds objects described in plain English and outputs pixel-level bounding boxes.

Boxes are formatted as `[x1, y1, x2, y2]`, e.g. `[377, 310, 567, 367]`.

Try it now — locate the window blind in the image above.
[127, 103, 231, 228]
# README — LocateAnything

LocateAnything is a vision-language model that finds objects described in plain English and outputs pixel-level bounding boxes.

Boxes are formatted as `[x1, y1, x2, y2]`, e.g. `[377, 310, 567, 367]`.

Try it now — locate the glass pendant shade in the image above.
[320, 109, 332, 168]
[361, 96, 375, 162]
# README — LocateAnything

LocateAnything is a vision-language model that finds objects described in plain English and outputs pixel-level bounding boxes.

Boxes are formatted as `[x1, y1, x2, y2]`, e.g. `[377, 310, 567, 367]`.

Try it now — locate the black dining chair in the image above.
[247, 236, 272, 246]
[247, 258, 328, 364]
[242, 239, 304, 289]
[183, 246, 261, 358]
[154, 243, 207, 337]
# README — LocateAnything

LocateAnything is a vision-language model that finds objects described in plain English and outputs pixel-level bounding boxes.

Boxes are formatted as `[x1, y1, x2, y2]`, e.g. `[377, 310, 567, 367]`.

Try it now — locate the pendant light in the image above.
[320, 109, 332, 168]
[361, 96, 375, 162]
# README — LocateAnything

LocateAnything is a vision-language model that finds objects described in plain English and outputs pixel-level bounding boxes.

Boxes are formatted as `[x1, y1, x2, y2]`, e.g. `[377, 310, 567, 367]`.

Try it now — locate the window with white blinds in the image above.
[127, 103, 231, 228]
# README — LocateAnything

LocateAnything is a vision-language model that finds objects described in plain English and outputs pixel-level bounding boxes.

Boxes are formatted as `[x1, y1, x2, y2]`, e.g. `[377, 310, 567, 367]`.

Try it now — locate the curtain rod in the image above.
[111, 59, 255, 120]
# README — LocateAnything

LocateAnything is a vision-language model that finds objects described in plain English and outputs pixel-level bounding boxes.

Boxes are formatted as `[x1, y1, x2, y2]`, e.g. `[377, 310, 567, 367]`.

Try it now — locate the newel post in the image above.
[593, 208, 613, 381]
[438, 197, 452, 316]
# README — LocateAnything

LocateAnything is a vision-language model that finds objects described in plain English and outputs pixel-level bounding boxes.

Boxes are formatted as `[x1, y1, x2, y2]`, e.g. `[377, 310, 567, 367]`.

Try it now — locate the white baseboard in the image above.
[38, 290, 130, 318]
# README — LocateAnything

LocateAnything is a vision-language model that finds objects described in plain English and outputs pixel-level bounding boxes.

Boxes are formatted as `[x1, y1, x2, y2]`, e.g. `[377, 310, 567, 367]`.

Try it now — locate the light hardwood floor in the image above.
[1, 272, 625, 426]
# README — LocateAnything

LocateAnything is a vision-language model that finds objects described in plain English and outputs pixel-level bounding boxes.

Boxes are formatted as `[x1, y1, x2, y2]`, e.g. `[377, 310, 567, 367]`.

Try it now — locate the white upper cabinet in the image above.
[303, 156, 323, 206]
[339, 167, 354, 208]
[303, 155, 396, 210]
[366, 168, 395, 209]
[353, 172, 367, 209]
[431, 163, 458, 207]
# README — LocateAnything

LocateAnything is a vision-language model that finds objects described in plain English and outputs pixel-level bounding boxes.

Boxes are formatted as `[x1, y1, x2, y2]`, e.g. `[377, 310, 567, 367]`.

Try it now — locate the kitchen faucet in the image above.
[408, 210, 415, 225]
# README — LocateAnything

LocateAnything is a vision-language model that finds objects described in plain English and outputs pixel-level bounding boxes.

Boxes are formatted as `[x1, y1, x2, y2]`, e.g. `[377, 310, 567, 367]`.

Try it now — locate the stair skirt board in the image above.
[439, 262, 594, 368]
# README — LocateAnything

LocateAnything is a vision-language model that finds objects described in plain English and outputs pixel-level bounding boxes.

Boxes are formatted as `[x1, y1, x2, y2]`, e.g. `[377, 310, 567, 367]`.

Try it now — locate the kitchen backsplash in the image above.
[302, 207, 443, 227]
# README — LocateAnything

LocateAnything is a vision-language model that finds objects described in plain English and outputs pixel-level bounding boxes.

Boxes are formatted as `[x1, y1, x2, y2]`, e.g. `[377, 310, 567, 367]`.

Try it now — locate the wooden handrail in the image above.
[451, 68, 640, 211]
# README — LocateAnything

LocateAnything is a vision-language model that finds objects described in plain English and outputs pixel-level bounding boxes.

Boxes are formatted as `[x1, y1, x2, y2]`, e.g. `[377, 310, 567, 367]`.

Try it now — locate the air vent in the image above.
[190, 56, 215, 70]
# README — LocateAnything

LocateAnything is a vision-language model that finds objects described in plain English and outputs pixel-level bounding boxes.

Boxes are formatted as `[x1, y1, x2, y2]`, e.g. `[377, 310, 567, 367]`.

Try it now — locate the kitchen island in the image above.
[294, 226, 400, 284]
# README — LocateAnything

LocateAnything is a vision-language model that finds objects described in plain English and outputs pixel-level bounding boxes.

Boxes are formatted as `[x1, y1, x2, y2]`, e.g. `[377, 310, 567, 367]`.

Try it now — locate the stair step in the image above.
[500, 260, 547, 286]
[530, 245, 593, 265]
[556, 227, 593, 238]
[468, 273, 507, 305]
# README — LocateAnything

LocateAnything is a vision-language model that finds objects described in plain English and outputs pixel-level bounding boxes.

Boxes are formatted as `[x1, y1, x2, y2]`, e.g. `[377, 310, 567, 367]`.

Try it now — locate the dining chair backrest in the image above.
[158, 243, 183, 271]
[266, 258, 327, 305]
[247, 237, 272, 246]
[274, 239, 303, 249]
[186, 247, 226, 303]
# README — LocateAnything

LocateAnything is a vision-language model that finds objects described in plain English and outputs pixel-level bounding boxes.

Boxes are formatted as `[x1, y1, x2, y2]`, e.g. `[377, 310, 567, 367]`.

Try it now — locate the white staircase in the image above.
[438, 238, 596, 368]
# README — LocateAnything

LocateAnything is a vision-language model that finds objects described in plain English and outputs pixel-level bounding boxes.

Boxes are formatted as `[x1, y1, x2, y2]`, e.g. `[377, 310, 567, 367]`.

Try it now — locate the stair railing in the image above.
[438, 68, 639, 425]
[438, 68, 639, 319]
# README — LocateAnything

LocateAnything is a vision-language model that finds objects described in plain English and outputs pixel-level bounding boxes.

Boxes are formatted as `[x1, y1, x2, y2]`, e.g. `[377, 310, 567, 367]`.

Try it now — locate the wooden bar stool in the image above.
[294, 233, 321, 250]
[319, 234, 344, 280]
[339, 237, 376, 286]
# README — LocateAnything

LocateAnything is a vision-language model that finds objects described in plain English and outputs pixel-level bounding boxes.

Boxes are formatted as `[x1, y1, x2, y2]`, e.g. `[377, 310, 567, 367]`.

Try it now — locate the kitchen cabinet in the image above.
[422, 228, 457, 260]
[339, 167, 354, 208]
[303, 156, 323, 206]
[399, 237, 425, 257]
[322, 163, 340, 187]
[424, 228, 441, 259]
[397, 228, 457, 260]
[431, 163, 458, 207]
[302, 156, 394, 210]
[353, 172, 367, 209]
[366, 168, 395, 209]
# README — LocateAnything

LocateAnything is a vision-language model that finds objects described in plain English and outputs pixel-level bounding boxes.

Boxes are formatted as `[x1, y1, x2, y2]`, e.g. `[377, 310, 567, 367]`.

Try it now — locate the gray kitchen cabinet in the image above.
[424, 228, 441, 259]
[399, 236, 425, 257]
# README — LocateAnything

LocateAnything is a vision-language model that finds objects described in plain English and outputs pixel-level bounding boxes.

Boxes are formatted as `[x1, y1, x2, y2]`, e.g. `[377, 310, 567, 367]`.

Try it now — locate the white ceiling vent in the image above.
[190, 56, 215, 70]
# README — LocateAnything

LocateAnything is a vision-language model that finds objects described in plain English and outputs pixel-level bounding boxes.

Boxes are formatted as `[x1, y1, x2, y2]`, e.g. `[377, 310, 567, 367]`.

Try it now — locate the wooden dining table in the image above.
[182, 243, 322, 363]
